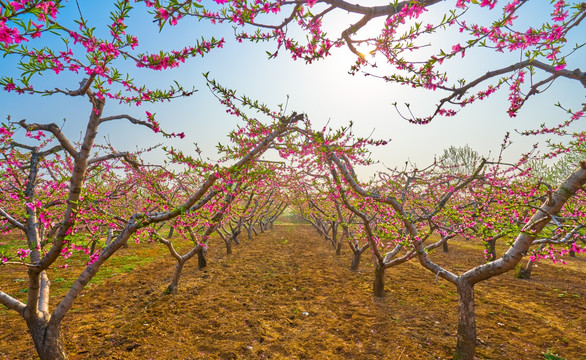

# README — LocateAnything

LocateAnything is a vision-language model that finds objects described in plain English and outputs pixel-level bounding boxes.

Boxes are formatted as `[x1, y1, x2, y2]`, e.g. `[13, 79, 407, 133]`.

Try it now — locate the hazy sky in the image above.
[1, 1, 583, 174]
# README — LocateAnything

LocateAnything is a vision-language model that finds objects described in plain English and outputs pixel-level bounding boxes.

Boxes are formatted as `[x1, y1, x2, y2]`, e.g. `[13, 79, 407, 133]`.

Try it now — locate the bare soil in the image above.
[1, 223, 585, 359]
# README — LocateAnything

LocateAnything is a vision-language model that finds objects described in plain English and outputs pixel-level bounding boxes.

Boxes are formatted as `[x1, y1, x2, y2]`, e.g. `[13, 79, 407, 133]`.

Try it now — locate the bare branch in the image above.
[0, 207, 25, 230]
[17, 120, 77, 157]
[87, 152, 130, 165]
[0, 290, 26, 314]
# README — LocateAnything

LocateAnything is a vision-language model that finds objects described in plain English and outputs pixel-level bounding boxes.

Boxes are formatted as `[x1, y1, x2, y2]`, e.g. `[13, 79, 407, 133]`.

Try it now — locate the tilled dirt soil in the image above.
[1, 223, 585, 359]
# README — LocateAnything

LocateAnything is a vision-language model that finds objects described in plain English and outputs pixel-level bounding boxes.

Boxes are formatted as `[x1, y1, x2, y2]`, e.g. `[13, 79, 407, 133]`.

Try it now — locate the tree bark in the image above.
[225, 239, 232, 255]
[350, 250, 362, 271]
[198, 248, 207, 269]
[373, 263, 385, 298]
[331, 222, 339, 251]
[28, 319, 67, 360]
[454, 280, 476, 360]
[89, 238, 97, 255]
[165, 260, 185, 294]
[335, 239, 343, 255]
[516, 257, 535, 279]
[244, 224, 253, 239]
[443, 240, 449, 253]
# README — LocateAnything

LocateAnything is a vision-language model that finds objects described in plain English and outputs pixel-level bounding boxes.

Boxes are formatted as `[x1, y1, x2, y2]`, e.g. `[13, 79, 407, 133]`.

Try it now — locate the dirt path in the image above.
[1, 223, 585, 359]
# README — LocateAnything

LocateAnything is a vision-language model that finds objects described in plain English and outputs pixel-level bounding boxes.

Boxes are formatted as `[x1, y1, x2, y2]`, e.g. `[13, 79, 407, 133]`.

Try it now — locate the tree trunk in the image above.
[516, 257, 535, 279]
[331, 222, 338, 250]
[165, 259, 185, 294]
[28, 319, 67, 360]
[373, 264, 385, 298]
[198, 248, 207, 269]
[244, 224, 253, 239]
[225, 239, 232, 255]
[337, 228, 347, 256]
[89, 238, 97, 255]
[350, 250, 362, 271]
[443, 240, 449, 253]
[168, 226, 174, 238]
[454, 280, 476, 360]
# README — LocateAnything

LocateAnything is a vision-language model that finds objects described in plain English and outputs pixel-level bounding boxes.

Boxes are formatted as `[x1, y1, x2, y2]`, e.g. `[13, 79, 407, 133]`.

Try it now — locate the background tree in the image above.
[437, 145, 484, 176]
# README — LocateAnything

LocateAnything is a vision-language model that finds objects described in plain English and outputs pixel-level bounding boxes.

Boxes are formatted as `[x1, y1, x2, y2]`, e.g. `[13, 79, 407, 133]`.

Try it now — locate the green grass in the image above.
[91, 254, 155, 285]
[543, 350, 566, 360]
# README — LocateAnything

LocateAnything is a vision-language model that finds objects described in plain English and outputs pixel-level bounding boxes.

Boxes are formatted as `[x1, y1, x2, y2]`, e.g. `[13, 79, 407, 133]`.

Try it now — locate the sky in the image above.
[1, 0, 584, 176]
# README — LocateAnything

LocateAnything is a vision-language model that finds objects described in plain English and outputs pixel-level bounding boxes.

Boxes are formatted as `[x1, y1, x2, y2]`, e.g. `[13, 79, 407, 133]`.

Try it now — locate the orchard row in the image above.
[1, 1, 584, 360]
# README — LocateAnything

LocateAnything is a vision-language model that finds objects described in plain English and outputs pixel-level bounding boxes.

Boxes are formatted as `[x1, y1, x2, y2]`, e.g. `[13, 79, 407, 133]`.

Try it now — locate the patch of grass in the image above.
[91, 254, 154, 285]
[121, 263, 135, 273]
[543, 349, 566, 360]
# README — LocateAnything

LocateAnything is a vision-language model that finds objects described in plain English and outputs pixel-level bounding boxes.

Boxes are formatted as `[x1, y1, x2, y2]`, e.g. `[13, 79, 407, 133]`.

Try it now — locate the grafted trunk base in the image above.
[28, 320, 67, 360]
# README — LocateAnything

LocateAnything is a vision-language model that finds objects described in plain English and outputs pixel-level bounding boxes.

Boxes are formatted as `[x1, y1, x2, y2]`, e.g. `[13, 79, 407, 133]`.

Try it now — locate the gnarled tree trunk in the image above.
[244, 224, 253, 239]
[335, 238, 343, 255]
[198, 248, 207, 269]
[454, 280, 476, 360]
[28, 319, 67, 360]
[373, 263, 385, 298]
[165, 259, 185, 294]
[350, 250, 362, 271]
[349, 240, 368, 271]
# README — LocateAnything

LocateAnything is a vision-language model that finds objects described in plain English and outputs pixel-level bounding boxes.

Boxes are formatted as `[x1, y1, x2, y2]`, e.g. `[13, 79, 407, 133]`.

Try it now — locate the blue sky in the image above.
[1, 0, 583, 174]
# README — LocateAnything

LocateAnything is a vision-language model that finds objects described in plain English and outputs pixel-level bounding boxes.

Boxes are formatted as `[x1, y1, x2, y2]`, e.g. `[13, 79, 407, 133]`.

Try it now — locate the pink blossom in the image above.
[3, 82, 16, 92]
[16, 248, 31, 260]
[157, 8, 169, 21]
